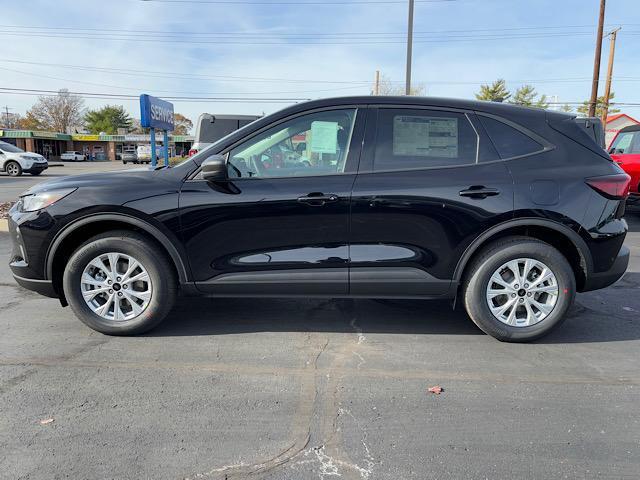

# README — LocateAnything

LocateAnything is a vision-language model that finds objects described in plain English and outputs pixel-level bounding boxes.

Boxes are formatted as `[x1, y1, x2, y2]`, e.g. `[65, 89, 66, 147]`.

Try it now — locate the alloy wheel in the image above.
[80, 252, 152, 321]
[6, 162, 19, 176]
[486, 258, 559, 327]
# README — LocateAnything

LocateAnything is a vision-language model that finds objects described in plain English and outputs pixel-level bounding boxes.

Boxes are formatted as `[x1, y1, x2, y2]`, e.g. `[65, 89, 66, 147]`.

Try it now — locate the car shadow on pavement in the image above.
[147, 287, 640, 343]
[149, 297, 484, 337]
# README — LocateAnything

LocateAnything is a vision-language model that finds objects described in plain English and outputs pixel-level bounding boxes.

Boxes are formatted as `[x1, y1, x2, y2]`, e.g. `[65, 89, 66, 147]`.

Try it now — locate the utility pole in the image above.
[3, 106, 12, 128]
[374, 70, 380, 95]
[405, 0, 414, 95]
[601, 27, 621, 123]
[588, 0, 606, 117]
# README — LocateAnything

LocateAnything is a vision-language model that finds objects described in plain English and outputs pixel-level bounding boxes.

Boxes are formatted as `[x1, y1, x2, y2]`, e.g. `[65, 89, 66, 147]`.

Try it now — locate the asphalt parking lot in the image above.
[1, 164, 639, 479]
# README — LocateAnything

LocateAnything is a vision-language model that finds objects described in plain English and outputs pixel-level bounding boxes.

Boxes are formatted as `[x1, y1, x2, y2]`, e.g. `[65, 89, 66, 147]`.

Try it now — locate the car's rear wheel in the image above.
[463, 236, 575, 342]
[5, 161, 22, 177]
[63, 230, 177, 335]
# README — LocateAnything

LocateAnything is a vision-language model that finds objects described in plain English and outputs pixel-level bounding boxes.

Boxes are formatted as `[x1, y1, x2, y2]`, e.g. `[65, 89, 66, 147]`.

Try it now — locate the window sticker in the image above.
[393, 116, 458, 158]
[310, 121, 339, 154]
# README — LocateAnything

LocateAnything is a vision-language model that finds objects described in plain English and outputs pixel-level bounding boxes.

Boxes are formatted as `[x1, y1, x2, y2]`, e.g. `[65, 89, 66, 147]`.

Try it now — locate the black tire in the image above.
[5, 160, 22, 177]
[463, 236, 575, 342]
[30, 171, 42, 176]
[63, 230, 177, 335]
[122, 160, 127, 165]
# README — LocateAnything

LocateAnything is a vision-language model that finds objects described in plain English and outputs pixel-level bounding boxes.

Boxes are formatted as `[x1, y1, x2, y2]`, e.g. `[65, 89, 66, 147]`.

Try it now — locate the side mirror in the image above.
[201, 154, 227, 182]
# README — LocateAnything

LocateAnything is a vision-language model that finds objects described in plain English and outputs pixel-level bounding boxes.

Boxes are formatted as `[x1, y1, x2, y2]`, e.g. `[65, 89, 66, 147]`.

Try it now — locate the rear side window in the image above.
[479, 115, 543, 159]
[374, 109, 478, 171]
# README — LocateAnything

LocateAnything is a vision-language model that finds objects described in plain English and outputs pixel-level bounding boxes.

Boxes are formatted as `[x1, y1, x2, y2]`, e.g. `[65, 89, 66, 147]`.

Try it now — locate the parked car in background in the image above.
[188, 113, 260, 156]
[136, 145, 160, 164]
[121, 151, 138, 164]
[7, 96, 629, 342]
[609, 124, 640, 201]
[60, 151, 85, 161]
[0, 140, 48, 176]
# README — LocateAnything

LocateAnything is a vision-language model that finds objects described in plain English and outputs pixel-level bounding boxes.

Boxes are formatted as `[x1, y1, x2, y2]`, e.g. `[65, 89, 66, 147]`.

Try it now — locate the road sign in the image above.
[140, 94, 175, 131]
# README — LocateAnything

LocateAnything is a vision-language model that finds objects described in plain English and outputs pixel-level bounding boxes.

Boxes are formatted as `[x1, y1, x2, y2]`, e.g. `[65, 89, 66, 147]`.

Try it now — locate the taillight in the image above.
[188, 148, 198, 157]
[585, 173, 631, 199]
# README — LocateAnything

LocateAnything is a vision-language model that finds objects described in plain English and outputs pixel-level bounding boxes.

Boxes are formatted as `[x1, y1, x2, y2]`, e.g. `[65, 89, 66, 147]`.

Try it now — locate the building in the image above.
[605, 114, 640, 148]
[0, 129, 194, 161]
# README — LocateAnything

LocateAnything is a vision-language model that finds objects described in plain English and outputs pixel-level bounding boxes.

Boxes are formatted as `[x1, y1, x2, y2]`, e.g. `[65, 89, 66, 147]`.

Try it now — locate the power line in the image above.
[0, 23, 632, 36]
[139, 0, 457, 4]
[0, 30, 605, 45]
[0, 87, 310, 103]
[2, 88, 639, 107]
[2, 58, 638, 87]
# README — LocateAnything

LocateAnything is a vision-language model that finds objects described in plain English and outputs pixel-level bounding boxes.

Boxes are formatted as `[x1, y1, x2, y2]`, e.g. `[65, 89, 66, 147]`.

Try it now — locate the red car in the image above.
[609, 125, 640, 200]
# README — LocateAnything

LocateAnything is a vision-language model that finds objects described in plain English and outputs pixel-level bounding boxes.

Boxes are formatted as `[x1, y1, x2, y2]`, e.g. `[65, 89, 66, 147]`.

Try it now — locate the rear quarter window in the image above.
[478, 115, 544, 160]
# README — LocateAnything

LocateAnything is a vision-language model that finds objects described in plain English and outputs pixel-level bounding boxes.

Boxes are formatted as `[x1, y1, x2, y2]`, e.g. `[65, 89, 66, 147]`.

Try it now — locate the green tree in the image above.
[174, 113, 193, 135]
[560, 104, 574, 113]
[577, 92, 620, 118]
[84, 105, 133, 134]
[511, 85, 548, 108]
[475, 79, 511, 102]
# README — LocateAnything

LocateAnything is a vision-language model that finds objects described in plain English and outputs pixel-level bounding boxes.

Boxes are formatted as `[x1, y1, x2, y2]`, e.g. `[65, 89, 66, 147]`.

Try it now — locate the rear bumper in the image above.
[582, 245, 629, 291]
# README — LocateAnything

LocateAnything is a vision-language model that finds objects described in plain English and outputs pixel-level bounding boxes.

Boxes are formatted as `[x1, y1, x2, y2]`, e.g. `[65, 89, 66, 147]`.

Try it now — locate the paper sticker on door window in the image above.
[310, 121, 338, 154]
[393, 116, 458, 157]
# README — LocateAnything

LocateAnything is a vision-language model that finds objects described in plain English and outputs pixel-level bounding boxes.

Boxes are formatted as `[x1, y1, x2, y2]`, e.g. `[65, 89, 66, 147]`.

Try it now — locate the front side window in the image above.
[374, 109, 478, 171]
[227, 109, 357, 178]
[610, 131, 640, 154]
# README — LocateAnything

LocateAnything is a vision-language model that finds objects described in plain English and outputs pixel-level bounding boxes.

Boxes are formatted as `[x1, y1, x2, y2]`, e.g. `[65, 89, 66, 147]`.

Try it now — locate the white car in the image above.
[60, 151, 86, 161]
[0, 141, 48, 177]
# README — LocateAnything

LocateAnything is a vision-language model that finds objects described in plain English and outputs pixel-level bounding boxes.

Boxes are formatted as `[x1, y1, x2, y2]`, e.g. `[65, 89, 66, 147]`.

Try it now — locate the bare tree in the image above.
[0, 112, 22, 129]
[376, 74, 426, 96]
[26, 89, 85, 132]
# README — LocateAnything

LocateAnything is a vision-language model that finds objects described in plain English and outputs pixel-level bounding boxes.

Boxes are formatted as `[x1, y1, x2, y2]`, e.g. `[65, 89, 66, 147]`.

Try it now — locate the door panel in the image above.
[179, 107, 366, 296]
[349, 107, 514, 296]
[180, 175, 354, 294]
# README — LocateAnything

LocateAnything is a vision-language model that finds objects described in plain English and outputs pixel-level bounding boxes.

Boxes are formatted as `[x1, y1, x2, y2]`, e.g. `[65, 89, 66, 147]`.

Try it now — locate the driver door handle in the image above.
[459, 186, 500, 199]
[297, 193, 339, 206]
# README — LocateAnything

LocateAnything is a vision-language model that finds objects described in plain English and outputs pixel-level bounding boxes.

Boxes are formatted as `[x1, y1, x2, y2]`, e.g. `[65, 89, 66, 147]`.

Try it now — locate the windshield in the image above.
[0, 142, 24, 153]
[610, 131, 640, 154]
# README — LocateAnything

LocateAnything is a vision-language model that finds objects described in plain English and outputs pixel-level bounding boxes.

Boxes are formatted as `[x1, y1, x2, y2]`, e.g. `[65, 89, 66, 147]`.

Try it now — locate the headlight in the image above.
[19, 188, 76, 212]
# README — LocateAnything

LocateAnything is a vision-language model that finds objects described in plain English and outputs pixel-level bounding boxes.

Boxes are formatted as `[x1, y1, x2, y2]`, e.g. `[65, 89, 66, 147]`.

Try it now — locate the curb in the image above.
[0, 219, 8, 232]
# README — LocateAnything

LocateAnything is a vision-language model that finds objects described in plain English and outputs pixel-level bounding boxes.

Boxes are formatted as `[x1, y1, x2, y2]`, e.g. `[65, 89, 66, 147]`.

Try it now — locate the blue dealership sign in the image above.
[140, 94, 175, 131]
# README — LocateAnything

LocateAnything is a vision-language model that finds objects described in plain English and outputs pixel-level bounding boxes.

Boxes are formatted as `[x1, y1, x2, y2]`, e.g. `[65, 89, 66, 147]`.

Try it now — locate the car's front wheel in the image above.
[63, 230, 177, 335]
[463, 236, 575, 342]
[5, 161, 22, 177]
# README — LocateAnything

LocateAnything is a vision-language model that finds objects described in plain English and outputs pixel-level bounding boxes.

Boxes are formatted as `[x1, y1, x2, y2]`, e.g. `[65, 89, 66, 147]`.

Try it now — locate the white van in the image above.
[0, 141, 48, 176]
[136, 144, 162, 164]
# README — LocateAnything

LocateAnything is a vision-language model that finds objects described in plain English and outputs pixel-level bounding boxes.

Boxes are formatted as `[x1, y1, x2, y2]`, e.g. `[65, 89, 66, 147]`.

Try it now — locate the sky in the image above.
[1, 0, 639, 133]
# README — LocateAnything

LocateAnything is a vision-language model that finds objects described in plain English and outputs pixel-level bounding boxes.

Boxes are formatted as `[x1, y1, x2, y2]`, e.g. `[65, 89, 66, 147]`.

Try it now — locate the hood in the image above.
[22, 167, 170, 197]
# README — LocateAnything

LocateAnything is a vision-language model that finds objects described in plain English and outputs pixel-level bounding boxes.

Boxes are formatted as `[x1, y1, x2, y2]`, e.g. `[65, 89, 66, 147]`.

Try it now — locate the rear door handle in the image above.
[459, 186, 500, 199]
[297, 193, 339, 206]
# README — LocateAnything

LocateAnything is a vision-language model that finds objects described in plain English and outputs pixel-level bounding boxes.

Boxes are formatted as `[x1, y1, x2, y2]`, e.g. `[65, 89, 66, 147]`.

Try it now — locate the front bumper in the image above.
[8, 212, 58, 298]
[23, 163, 48, 173]
[12, 272, 57, 297]
[582, 245, 630, 292]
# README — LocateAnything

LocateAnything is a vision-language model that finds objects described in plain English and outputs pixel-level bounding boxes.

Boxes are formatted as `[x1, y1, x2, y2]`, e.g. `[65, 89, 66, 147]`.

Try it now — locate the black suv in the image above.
[8, 97, 630, 341]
